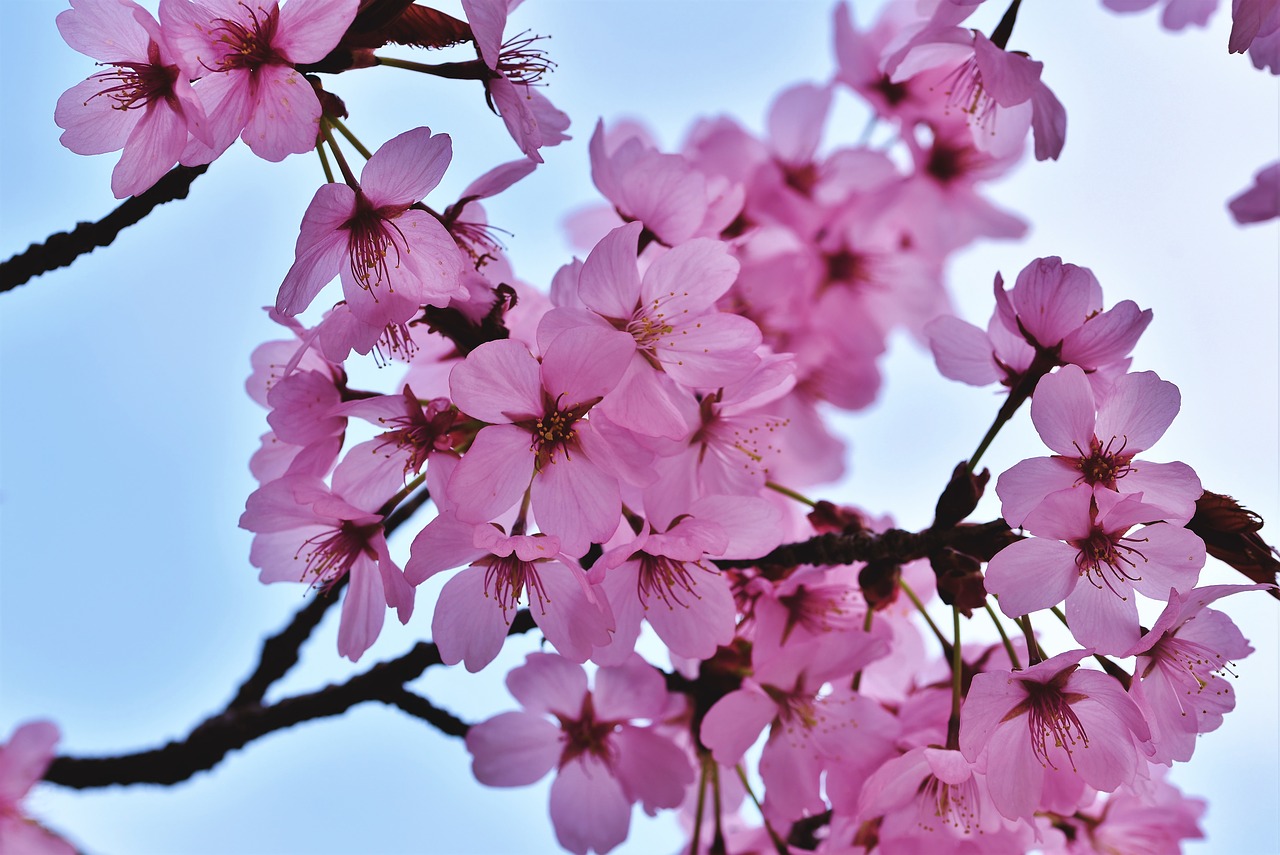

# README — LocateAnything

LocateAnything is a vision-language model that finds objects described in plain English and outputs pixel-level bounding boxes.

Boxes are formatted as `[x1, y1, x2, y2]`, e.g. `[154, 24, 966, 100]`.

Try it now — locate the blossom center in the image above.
[480, 554, 547, 615]
[1014, 677, 1090, 771]
[1073, 435, 1135, 489]
[636, 554, 705, 610]
[557, 695, 617, 767]
[497, 31, 554, 85]
[343, 194, 411, 290]
[296, 519, 381, 589]
[1072, 528, 1148, 595]
[209, 2, 286, 72]
[87, 42, 177, 111]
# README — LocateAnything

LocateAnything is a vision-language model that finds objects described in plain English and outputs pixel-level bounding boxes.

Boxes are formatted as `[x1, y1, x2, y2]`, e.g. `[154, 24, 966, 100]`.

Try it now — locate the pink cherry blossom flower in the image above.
[0, 721, 74, 855]
[446, 325, 636, 555]
[1229, 0, 1280, 54]
[162, 0, 357, 162]
[996, 365, 1202, 527]
[1064, 765, 1206, 853]
[466, 653, 693, 855]
[928, 257, 1152, 392]
[986, 488, 1206, 654]
[1124, 584, 1268, 763]
[55, 0, 211, 198]
[540, 222, 761, 439]
[239, 466, 414, 661]
[890, 27, 1067, 160]
[1228, 160, 1280, 223]
[460, 0, 570, 162]
[276, 126, 468, 326]
[589, 494, 781, 664]
[405, 514, 612, 672]
[589, 120, 745, 246]
[959, 649, 1151, 823]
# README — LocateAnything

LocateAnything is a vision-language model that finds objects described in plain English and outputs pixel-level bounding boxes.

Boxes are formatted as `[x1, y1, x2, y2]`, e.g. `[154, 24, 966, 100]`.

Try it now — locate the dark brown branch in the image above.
[714, 519, 1014, 570]
[47, 609, 535, 789]
[228, 487, 434, 708]
[382, 688, 469, 737]
[1, 165, 208, 294]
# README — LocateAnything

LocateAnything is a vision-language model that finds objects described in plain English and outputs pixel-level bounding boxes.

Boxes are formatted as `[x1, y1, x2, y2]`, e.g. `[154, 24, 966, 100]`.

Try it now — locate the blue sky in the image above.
[1, 1, 1276, 853]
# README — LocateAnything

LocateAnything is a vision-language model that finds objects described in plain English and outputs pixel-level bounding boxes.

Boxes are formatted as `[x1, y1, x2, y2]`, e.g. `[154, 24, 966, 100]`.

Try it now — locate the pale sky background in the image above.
[1, 0, 1277, 853]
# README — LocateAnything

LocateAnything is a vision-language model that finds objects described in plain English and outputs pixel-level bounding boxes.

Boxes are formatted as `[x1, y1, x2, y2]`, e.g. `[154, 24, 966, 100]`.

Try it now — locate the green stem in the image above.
[316, 142, 334, 184]
[765, 480, 815, 507]
[319, 120, 359, 187]
[948, 605, 963, 749]
[329, 116, 374, 161]
[850, 608, 876, 691]
[690, 755, 709, 855]
[984, 601, 1022, 670]
[901, 579, 952, 657]
[1017, 614, 1043, 665]
[735, 765, 789, 855]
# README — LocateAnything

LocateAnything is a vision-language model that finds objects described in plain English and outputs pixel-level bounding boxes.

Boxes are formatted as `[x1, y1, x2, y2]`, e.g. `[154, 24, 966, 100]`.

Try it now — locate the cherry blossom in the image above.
[162, 0, 358, 162]
[466, 653, 693, 855]
[959, 649, 1152, 823]
[276, 126, 468, 326]
[55, 0, 211, 198]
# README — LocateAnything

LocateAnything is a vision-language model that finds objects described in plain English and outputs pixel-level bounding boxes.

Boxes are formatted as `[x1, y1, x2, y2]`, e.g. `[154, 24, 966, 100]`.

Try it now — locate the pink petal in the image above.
[55, 77, 138, 154]
[275, 0, 358, 64]
[578, 222, 644, 319]
[0, 721, 60, 803]
[985, 536, 1080, 617]
[592, 655, 668, 721]
[360, 127, 452, 207]
[700, 687, 776, 766]
[644, 567, 737, 661]
[405, 512, 487, 585]
[531, 454, 620, 557]
[1065, 577, 1141, 654]
[983, 719, 1044, 822]
[488, 76, 543, 162]
[447, 424, 536, 524]
[460, 0, 507, 69]
[1029, 81, 1067, 161]
[57, 0, 150, 60]
[972, 32, 1042, 107]
[613, 726, 693, 812]
[996, 456, 1080, 528]
[1094, 370, 1180, 453]
[432, 566, 514, 671]
[506, 652, 588, 718]
[1030, 364, 1097, 455]
[465, 711, 561, 786]
[240, 64, 321, 162]
[1060, 299, 1152, 369]
[539, 326, 635, 405]
[926, 315, 999, 385]
[766, 82, 832, 165]
[550, 756, 630, 855]
[638, 237, 740, 312]
[336, 560, 385, 661]
[461, 158, 537, 200]
[449, 339, 543, 423]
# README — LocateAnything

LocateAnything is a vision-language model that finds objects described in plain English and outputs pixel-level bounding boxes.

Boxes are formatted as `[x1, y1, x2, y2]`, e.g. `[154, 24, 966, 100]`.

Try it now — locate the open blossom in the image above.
[466, 653, 693, 855]
[55, 0, 211, 198]
[405, 512, 612, 672]
[986, 488, 1206, 654]
[446, 325, 636, 555]
[1124, 584, 1267, 763]
[996, 365, 1202, 527]
[960, 649, 1152, 823]
[276, 126, 468, 326]
[889, 25, 1067, 160]
[162, 0, 358, 162]
[0, 721, 74, 855]
[239, 465, 414, 661]
[460, 0, 570, 162]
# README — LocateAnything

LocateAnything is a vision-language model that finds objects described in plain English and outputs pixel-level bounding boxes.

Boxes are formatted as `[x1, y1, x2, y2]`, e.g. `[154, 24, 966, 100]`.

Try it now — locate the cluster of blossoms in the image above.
[18, 0, 1274, 852]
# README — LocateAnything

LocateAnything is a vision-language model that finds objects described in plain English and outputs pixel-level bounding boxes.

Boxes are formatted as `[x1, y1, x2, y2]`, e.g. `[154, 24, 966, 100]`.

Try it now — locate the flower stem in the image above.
[375, 54, 492, 81]
[319, 120, 359, 187]
[765, 480, 815, 507]
[985, 600, 1022, 670]
[316, 142, 334, 184]
[1018, 614, 1043, 665]
[948, 605, 963, 749]
[901, 579, 952, 657]
[329, 116, 374, 161]
[736, 764, 789, 855]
